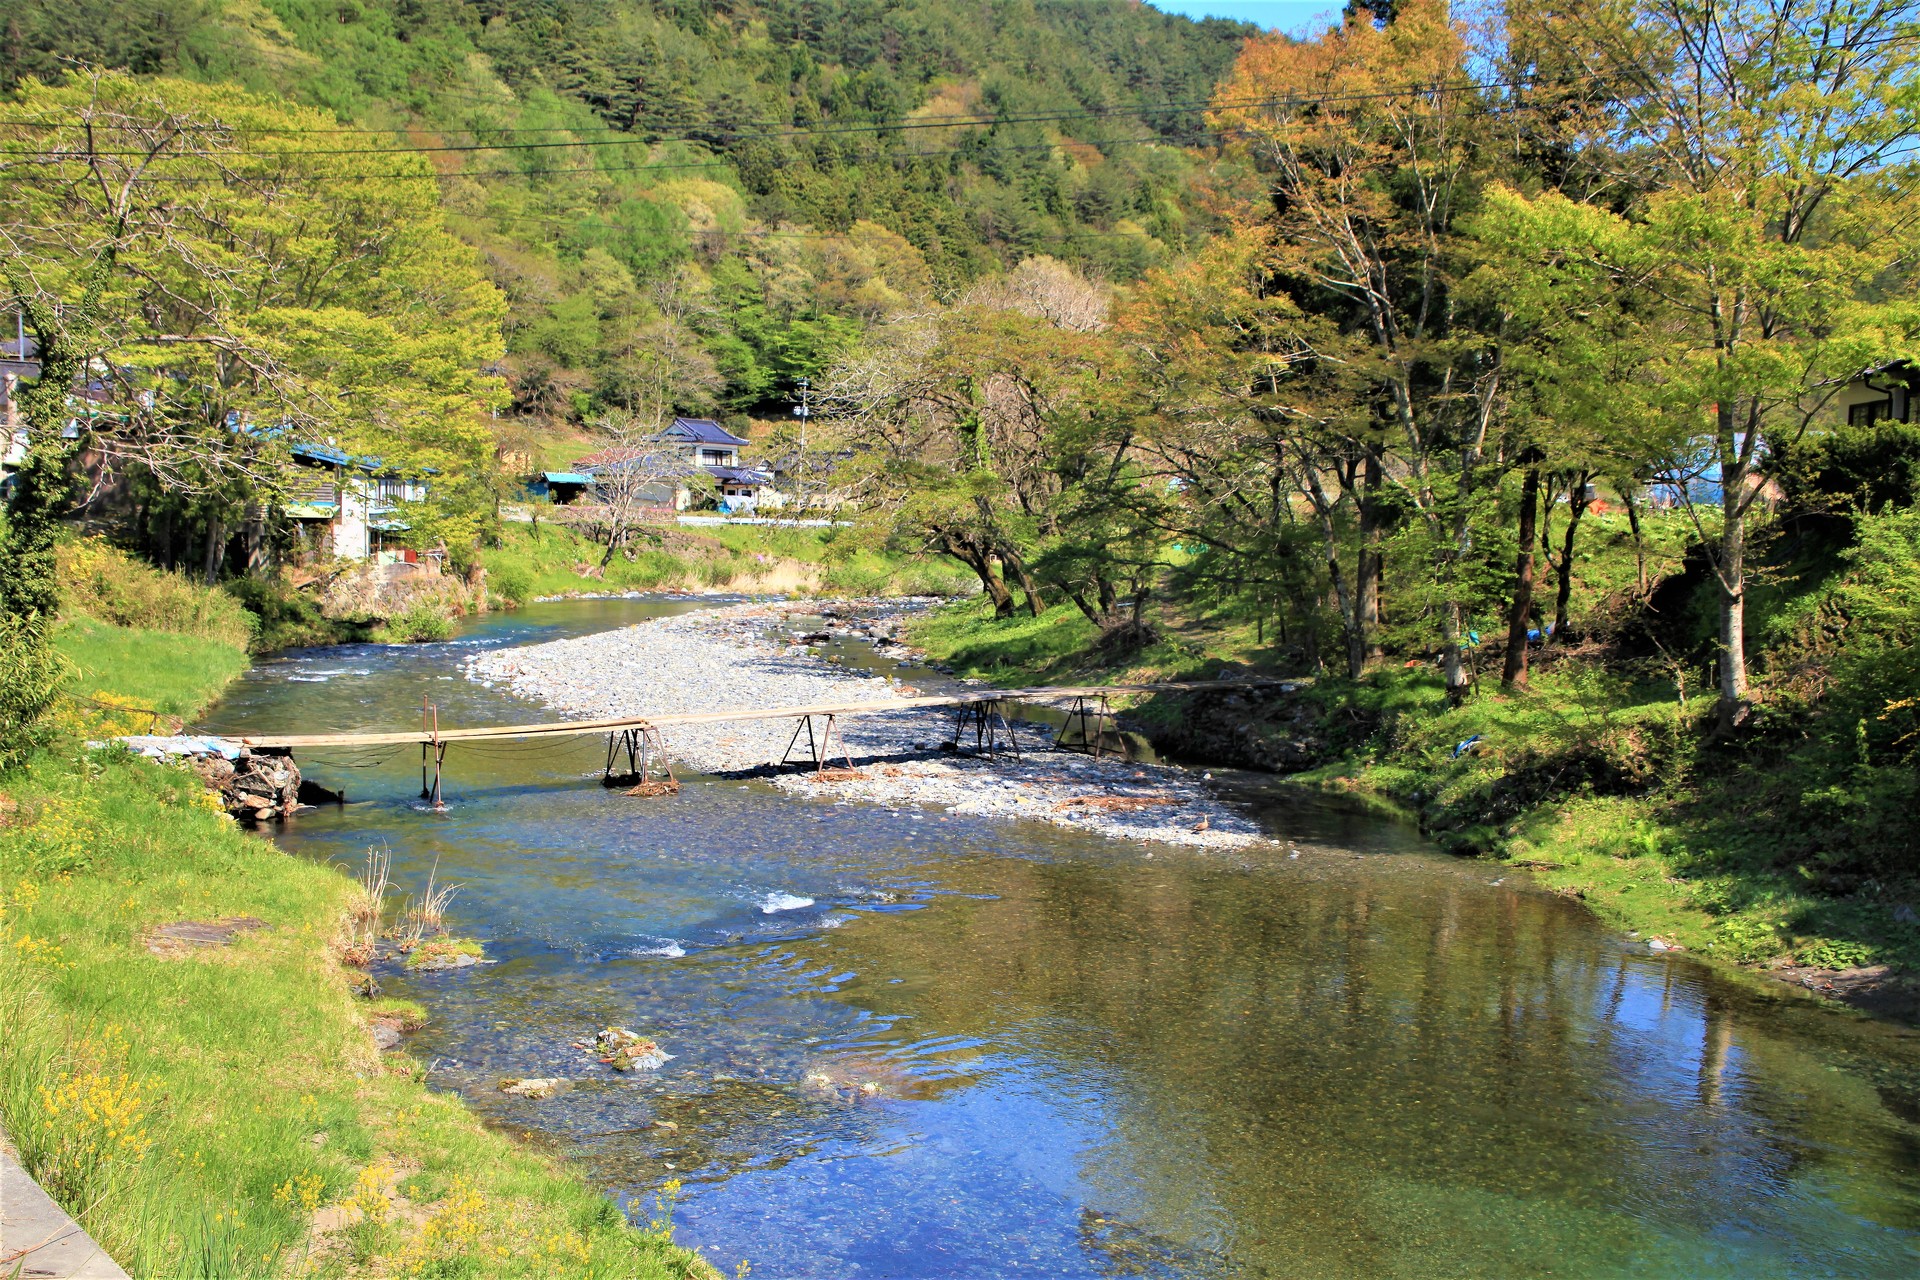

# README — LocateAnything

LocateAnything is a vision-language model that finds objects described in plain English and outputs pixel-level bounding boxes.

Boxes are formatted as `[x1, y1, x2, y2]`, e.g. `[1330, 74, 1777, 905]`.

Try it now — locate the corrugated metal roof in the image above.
[541, 471, 593, 485]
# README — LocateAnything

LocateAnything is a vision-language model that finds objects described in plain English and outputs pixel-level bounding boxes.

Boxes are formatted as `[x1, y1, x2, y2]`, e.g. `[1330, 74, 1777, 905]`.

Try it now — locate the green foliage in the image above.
[373, 599, 458, 644]
[0, 613, 70, 774]
[220, 577, 357, 651]
[58, 540, 256, 650]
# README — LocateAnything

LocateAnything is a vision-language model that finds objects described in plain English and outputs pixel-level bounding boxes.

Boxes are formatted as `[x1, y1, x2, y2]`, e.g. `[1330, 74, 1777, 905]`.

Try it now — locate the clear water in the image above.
[199, 599, 1920, 1279]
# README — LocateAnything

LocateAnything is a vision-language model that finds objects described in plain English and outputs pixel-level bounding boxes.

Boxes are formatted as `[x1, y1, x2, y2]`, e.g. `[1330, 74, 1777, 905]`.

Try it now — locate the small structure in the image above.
[1836, 360, 1915, 425]
[529, 471, 593, 505]
[0, 328, 41, 494]
[709, 463, 780, 514]
[283, 442, 430, 562]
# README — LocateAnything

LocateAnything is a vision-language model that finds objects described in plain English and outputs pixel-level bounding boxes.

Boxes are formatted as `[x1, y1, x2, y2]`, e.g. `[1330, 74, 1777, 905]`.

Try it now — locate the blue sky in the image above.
[1150, 2, 1344, 33]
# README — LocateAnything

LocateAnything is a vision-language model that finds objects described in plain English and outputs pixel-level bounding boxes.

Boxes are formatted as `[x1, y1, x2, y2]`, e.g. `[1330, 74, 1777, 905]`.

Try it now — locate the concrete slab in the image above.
[0, 1134, 130, 1279]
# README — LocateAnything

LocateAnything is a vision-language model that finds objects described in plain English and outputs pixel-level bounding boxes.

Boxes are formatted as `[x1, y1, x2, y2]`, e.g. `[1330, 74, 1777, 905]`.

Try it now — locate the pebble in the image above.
[464, 601, 1262, 849]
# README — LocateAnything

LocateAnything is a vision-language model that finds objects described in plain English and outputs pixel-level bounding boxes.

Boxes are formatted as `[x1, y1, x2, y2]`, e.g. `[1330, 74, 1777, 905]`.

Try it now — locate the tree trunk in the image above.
[1551, 480, 1591, 641]
[1442, 600, 1470, 706]
[1359, 452, 1384, 659]
[1502, 463, 1542, 689]
[1624, 483, 1648, 596]
[1716, 484, 1749, 731]
[945, 539, 1014, 618]
[1001, 549, 1046, 617]
[242, 503, 268, 577]
[202, 516, 226, 585]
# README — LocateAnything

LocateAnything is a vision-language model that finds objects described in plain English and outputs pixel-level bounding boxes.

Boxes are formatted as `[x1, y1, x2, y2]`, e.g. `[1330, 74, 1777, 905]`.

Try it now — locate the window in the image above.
[1849, 399, 1893, 426]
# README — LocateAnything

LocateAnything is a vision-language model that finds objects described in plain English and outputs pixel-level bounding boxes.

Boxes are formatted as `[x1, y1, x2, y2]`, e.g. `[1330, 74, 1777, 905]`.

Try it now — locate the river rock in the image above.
[499, 1077, 566, 1098]
[462, 600, 1268, 851]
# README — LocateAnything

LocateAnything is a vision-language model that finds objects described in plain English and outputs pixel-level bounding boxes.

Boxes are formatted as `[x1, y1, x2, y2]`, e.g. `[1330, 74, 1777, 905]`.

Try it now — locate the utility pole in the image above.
[792, 376, 810, 509]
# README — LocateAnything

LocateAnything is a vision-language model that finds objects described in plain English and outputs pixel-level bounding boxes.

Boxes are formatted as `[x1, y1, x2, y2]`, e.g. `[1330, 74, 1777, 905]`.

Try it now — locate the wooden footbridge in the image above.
[222, 680, 1289, 809]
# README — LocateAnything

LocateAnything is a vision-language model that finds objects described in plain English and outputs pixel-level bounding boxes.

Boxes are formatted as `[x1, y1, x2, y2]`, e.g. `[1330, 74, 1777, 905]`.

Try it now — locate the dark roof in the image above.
[705, 465, 774, 486]
[662, 417, 749, 447]
[1, 334, 38, 361]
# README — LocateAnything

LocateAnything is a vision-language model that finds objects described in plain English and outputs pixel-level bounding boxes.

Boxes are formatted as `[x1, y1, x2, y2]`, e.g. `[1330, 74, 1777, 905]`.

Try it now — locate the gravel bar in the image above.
[463, 601, 1264, 849]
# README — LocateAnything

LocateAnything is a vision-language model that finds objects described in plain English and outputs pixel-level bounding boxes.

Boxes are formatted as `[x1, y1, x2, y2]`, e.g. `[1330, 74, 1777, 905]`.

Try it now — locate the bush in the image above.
[220, 576, 347, 650]
[0, 617, 69, 773]
[374, 599, 455, 644]
[57, 540, 255, 649]
[487, 565, 535, 607]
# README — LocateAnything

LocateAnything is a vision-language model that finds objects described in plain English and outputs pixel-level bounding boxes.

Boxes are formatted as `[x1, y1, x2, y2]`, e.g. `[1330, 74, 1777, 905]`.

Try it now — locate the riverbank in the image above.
[481, 521, 972, 606]
[464, 601, 1265, 850]
[907, 597, 1920, 1023]
[4, 610, 717, 1277]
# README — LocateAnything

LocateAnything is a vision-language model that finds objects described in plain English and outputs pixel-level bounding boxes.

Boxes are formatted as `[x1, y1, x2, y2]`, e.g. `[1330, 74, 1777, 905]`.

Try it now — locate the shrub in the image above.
[0, 616, 69, 773]
[57, 541, 255, 649]
[375, 599, 455, 644]
[488, 565, 534, 607]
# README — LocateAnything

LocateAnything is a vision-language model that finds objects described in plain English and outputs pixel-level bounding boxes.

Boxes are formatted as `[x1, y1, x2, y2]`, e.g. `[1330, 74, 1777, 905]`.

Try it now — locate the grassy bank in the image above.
[906, 535, 1920, 1011]
[481, 519, 971, 605]
[4, 609, 713, 1275]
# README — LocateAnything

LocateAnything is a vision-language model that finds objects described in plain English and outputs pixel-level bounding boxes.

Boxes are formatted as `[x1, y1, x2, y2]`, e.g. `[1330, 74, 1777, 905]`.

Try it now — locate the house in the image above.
[563, 418, 784, 513]
[708, 464, 781, 514]
[657, 417, 749, 467]
[1835, 360, 1915, 426]
[1, 330, 38, 488]
[283, 442, 430, 562]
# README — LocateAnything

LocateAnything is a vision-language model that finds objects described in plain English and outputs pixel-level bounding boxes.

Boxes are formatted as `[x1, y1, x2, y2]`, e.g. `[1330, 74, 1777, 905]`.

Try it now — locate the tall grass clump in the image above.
[58, 538, 256, 649]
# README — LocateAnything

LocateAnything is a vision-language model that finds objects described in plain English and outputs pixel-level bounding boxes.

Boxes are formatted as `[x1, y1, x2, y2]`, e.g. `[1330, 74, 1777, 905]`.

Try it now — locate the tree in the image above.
[0, 70, 507, 601]
[821, 261, 1118, 619]
[576, 413, 703, 568]
[1211, 0, 1513, 700]
[1490, 0, 1920, 729]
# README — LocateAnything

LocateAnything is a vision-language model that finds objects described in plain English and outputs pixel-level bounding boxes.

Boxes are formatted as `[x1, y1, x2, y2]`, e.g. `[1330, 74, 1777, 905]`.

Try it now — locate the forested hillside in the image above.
[4, 0, 1255, 434]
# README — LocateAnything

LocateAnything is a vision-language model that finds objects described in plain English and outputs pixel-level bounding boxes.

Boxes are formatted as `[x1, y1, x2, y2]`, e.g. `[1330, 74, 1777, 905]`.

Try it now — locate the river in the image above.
[198, 598, 1920, 1279]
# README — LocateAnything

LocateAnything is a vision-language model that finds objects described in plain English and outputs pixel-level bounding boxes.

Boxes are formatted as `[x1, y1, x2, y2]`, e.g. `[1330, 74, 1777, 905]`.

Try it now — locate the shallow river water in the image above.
[199, 599, 1920, 1279]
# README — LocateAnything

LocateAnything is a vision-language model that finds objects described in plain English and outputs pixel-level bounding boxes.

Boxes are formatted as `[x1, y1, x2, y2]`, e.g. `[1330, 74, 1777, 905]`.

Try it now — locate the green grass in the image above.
[54, 615, 251, 727]
[484, 520, 972, 605]
[5, 618, 717, 1279]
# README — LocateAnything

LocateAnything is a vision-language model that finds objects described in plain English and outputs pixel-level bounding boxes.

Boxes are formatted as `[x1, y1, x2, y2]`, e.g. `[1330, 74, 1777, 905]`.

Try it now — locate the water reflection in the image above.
[200, 601, 1920, 1278]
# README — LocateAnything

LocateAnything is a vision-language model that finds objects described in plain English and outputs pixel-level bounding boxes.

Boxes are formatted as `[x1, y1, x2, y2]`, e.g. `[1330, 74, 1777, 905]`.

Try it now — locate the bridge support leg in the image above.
[623, 724, 679, 796]
[1057, 695, 1120, 760]
[780, 714, 855, 773]
[604, 728, 642, 785]
[952, 700, 1021, 762]
[420, 700, 449, 809]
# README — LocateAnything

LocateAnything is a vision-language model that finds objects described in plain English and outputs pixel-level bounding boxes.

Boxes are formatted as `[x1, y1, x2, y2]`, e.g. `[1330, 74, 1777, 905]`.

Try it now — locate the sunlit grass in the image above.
[4, 618, 715, 1278]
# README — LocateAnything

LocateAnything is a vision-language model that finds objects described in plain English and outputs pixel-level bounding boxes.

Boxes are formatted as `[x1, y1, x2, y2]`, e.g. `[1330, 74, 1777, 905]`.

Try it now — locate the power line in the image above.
[4, 74, 1595, 161]
[12, 126, 1254, 187]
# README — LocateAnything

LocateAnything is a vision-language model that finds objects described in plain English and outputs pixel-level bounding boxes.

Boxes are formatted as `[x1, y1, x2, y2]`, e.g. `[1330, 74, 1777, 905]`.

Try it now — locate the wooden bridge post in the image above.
[1057, 694, 1119, 761]
[952, 700, 1021, 762]
[420, 699, 448, 811]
